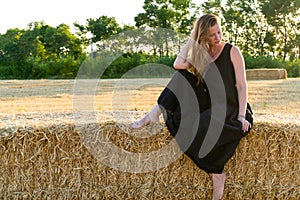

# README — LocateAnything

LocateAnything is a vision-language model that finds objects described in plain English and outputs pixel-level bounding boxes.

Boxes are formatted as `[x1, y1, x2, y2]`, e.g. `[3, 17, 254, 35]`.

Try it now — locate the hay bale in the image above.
[246, 68, 287, 80]
[0, 121, 299, 199]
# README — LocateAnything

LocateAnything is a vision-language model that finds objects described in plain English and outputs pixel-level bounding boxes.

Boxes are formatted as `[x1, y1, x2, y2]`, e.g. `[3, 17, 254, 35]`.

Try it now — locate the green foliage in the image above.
[261, 0, 300, 61]
[103, 52, 151, 78]
[285, 61, 300, 77]
[86, 16, 121, 43]
[244, 54, 285, 69]
[0, 22, 85, 79]
[0, 2, 299, 80]
[201, 0, 299, 61]
[31, 55, 85, 79]
[0, 54, 85, 79]
[11, 63, 33, 79]
[0, 65, 12, 79]
[102, 52, 175, 78]
[134, 0, 196, 34]
[153, 54, 176, 67]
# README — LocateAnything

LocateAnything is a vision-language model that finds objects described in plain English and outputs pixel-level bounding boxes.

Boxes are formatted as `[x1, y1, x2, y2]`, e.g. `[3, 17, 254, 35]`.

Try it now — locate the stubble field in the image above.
[1, 78, 299, 127]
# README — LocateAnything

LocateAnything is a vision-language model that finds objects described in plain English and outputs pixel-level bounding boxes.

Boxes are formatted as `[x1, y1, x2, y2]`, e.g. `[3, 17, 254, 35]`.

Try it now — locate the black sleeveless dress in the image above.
[157, 43, 253, 174]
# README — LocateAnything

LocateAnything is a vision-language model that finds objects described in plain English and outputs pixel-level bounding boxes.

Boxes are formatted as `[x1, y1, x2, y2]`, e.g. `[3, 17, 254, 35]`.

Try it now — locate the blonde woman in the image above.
[132, 14, 253, 200]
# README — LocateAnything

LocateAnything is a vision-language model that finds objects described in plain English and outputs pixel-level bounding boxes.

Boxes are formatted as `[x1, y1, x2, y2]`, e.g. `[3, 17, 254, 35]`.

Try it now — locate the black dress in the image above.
[157, 43, 253, 174]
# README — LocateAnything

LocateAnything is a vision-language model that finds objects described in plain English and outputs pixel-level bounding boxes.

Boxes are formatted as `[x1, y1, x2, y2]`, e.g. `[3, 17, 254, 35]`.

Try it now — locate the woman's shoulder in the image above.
[229, 44, 244, 63]
[229, 44, 242, 56]
[220, 42, 234, 54]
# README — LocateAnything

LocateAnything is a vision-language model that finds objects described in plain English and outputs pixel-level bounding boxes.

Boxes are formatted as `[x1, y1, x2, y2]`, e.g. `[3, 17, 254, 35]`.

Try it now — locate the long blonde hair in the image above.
[188, 14, 221, 82]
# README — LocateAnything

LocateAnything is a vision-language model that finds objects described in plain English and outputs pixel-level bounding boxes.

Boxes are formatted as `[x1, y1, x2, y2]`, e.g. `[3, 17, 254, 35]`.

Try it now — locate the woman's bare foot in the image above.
[131, 104, 161, 129]
[131, 114, 151, 128]
[212, 173, 226, 200]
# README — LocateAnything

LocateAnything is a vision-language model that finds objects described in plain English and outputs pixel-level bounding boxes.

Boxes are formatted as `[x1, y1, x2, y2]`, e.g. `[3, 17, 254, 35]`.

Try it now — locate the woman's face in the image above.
[208, 23, 222, 46]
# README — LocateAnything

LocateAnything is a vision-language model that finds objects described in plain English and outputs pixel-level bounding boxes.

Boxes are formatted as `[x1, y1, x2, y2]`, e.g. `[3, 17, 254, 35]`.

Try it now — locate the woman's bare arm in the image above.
[173, 40, 192, 70]
[231, 45, 249, 129]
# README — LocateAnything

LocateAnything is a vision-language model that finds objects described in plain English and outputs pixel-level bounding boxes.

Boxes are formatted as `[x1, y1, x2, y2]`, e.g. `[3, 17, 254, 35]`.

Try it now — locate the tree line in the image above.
[0, 0, 299, 79]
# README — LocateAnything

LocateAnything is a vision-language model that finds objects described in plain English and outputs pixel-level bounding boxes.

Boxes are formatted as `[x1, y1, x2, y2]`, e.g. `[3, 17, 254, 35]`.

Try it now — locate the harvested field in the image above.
[0, 78, 299, 199]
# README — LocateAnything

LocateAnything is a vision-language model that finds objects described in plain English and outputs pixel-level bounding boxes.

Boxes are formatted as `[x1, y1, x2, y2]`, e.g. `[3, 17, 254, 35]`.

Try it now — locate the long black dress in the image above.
[157, 43, 253, 174]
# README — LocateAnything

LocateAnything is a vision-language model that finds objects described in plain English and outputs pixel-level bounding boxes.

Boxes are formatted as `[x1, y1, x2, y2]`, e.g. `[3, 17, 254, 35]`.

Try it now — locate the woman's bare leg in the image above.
[131, 104, 162, 128]
[212, 173, 226, 200]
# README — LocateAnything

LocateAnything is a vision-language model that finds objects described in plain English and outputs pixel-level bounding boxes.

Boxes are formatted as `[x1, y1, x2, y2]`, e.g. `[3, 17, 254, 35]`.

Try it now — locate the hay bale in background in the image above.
[0, 121, 299, 199]
[246, 68, 287, 80]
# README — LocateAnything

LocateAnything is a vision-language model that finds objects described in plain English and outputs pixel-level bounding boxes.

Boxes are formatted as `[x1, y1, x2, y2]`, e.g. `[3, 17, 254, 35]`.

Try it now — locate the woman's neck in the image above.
[209, 42, 225, 61]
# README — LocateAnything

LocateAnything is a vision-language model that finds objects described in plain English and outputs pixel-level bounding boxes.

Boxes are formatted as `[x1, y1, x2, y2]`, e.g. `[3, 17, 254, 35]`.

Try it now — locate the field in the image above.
[1, 78, 299, 126]
[0, 78, 299, 199]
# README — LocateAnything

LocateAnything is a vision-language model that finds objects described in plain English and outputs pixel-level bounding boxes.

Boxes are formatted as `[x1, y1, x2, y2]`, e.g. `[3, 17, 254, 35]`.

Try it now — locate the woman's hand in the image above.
[237, 115, 251, 132]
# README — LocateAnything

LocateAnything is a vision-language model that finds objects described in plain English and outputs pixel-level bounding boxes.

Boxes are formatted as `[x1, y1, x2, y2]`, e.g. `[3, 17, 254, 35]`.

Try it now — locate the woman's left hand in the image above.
[238, 116, 251, 132]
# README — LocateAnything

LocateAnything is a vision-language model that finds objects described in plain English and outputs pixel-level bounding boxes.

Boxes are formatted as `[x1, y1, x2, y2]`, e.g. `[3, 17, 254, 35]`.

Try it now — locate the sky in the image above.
[0, 0, 205, 34]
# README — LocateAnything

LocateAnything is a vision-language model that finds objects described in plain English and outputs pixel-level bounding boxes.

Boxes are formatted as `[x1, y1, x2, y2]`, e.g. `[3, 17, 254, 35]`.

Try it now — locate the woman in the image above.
[131, 14, 253, 200]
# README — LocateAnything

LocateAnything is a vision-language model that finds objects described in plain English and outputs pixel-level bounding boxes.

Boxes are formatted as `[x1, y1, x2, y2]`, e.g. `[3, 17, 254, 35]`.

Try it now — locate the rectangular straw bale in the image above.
[0, 120, 299, 199]
[246, 68, 287, 80]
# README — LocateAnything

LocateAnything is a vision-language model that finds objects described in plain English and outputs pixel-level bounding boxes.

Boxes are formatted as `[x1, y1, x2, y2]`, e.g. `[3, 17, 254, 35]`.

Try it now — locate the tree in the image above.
[19, 29, 47, 61]
[0, 22, 85, 79]
[200, 0, 282, 57]
[23, 22, 83, 60]
[42, 24, 83, 59]
[86, 16, 121, 43]
[134, 0, 196, 56]
[201, 0, 224, 16]
[135, 0, 196, 34]
[225, 0, 270, 56]
[0, 29, 24, 64]
[261, 0, 300, 60]
[264, 31, 277, 57]
[74, 15, 122, 55]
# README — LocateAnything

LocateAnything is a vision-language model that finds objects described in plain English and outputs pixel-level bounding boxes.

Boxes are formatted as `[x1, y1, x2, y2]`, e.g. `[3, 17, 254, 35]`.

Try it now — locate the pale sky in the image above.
[0, 0, 205, 34]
